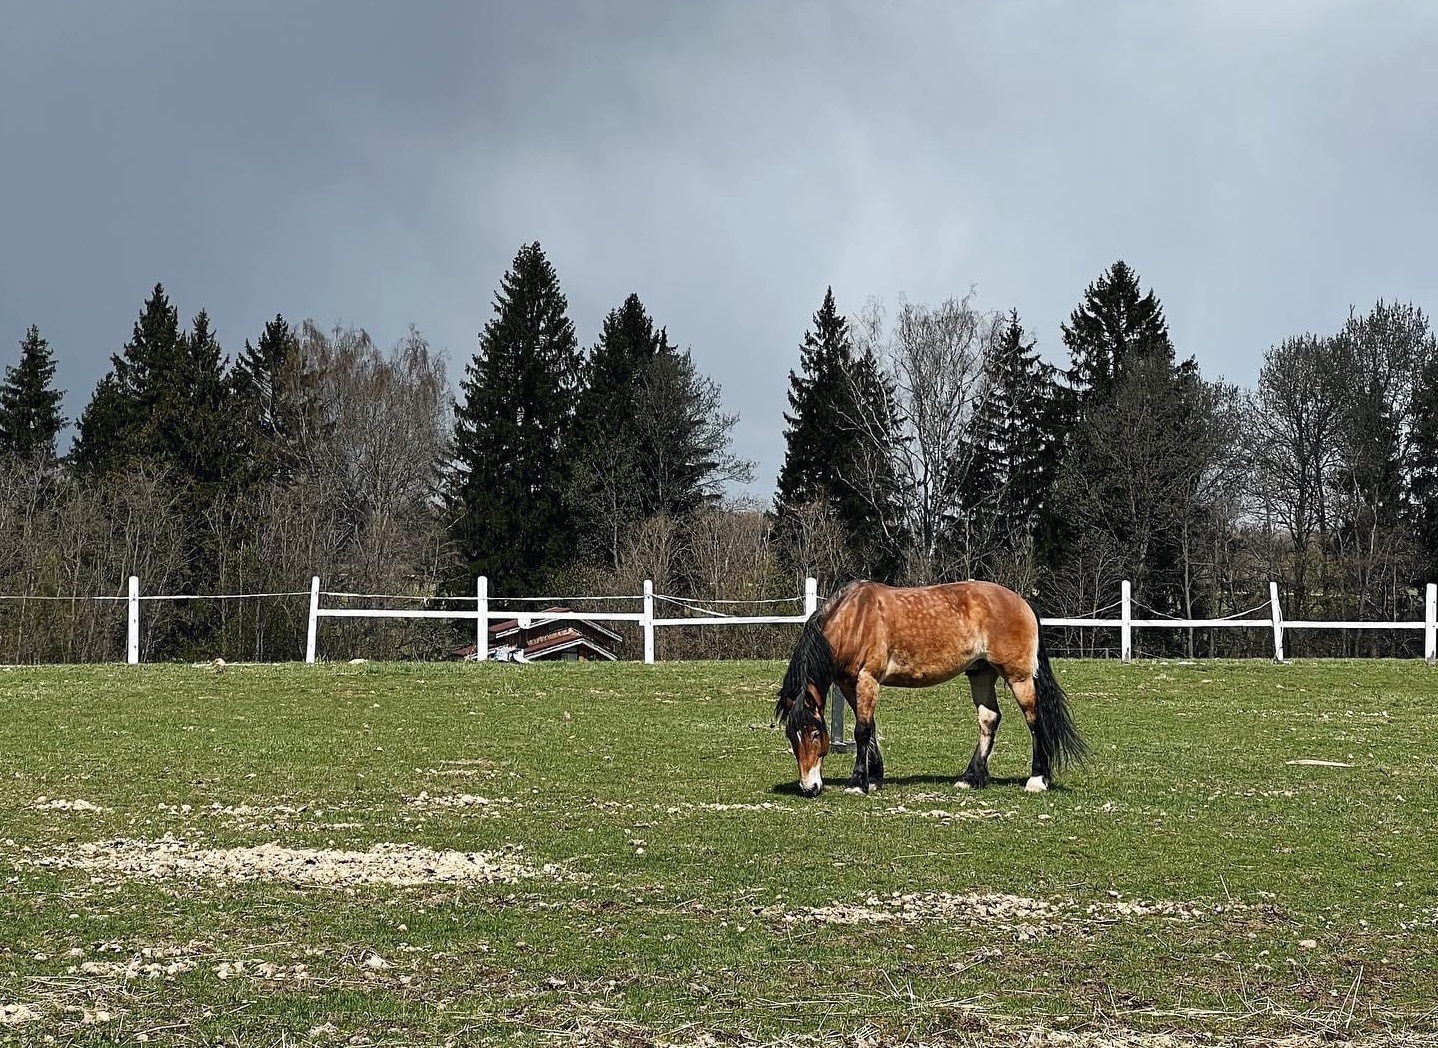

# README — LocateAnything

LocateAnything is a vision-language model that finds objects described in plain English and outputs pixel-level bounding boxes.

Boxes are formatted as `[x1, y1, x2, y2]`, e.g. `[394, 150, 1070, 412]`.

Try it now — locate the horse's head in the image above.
[775, 681, 830, 796]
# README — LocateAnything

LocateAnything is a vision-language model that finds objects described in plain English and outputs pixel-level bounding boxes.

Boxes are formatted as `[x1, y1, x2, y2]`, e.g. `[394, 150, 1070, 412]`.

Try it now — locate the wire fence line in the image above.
[1, 577, 1434, 666]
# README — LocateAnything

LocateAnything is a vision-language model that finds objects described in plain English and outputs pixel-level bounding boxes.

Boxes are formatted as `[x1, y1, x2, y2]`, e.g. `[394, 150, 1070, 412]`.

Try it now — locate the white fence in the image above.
[1046, 580, 1436, 664]
[303, 576, 820, 665]
[9, 576, 1435, 666]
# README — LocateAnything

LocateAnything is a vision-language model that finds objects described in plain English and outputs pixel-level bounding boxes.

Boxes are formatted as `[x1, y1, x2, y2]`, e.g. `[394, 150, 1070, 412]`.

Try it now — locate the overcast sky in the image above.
[3, 0, 1435, 498]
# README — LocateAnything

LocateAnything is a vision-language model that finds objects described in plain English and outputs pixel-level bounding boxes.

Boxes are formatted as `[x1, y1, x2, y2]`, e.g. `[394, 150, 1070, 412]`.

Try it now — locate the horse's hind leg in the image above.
[957, 660, 1001, 789]
[845, 671, 884, 793]
[1009, 674, 1050, 793]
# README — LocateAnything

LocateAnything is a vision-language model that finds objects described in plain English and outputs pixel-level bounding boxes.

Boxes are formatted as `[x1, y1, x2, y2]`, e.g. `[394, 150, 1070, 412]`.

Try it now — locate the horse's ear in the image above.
[805, 683, 825, 711]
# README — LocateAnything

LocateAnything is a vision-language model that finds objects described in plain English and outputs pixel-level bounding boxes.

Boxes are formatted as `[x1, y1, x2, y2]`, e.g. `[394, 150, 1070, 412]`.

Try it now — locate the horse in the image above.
[773, 579, 1086, 797]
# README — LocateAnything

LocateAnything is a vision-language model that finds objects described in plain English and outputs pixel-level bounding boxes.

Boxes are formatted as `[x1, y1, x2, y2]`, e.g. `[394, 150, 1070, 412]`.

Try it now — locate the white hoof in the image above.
[1024, 776, 1049, 793]
[845, 785, 866, 795]
[955, 779, 974, 790]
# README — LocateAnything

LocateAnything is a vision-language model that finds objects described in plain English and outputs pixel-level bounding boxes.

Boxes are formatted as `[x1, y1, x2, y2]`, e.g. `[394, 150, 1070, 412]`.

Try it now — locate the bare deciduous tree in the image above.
[848, 294, 999, 583]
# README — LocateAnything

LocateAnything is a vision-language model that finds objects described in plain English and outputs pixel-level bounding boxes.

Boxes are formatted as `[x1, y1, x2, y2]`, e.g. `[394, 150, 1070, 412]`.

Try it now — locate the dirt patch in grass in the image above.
[30, 797, 108, 812]
[405, 790, 516, 814]
[23, 836, 574, 888]
[884, 804, 1009, 823]
[763, 890, 1225, 940]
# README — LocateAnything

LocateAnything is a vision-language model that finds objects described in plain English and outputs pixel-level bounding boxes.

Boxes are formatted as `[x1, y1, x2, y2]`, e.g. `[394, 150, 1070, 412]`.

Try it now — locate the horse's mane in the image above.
[774, 584, 850, 728]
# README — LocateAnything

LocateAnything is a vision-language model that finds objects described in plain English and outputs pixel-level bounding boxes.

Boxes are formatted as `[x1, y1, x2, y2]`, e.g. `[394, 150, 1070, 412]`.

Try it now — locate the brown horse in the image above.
[773, 579, 1086, 797]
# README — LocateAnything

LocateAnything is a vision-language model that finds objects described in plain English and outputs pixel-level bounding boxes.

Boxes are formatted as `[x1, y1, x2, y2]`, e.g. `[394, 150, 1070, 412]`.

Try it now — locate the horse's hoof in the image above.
[1024, 776, 1049, 793]
[866, 782, 881, 794]
[956, 779, 974, 790]
[845, 785, 866, 795]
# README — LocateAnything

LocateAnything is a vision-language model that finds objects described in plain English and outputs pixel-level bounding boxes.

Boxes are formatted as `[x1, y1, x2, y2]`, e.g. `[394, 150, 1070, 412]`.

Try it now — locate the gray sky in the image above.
[3, 0, 1435, 499]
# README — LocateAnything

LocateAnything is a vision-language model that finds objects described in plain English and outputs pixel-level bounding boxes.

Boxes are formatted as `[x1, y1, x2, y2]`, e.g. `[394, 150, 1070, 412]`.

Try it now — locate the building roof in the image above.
[487, 607, 624, 644]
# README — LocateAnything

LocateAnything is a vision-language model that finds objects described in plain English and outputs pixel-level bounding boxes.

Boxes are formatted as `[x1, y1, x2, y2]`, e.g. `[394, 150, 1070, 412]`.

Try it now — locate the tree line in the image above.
[2, 246, 1435, 661]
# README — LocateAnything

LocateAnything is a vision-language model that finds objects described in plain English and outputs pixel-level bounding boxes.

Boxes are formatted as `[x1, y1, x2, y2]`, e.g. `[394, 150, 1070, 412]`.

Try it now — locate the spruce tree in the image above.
[1050, 265, 1216, 612]
[1061, 260, 1174, 409]
[777, 288, 853, 510]
[568, 293, 752, 568]
[230, 314, 321, 485]
[965, 310, 1058, 545]
[166, 309, 235, 493]
[633, 334, 748, 517]
[0, 325, 66, 462]
[569, 294, 664, 565]
[1408, 351, 1438, 584]
[449, 242, 583, 592]
[776, 288, 902, 576]
[72, 283, 184, 473]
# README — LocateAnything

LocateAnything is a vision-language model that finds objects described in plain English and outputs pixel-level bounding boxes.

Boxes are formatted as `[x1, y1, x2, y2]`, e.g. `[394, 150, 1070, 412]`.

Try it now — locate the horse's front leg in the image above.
[846, 671, 883, 793]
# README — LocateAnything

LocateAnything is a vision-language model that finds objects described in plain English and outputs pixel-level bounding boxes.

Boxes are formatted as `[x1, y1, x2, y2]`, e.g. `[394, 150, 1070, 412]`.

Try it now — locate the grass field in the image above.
[1, 658, 1436, 1047]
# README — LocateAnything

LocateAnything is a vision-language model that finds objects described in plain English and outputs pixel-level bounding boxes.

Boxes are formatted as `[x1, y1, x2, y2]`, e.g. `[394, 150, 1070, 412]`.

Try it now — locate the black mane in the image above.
[775, 613, 837, 729]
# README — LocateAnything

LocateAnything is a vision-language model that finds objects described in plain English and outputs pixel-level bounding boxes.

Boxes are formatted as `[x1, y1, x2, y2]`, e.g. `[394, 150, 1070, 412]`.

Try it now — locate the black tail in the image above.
[1029, 602, 1088, 772]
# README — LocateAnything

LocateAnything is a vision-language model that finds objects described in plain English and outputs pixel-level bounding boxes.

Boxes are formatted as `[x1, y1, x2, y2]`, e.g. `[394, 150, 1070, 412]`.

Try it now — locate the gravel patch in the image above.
[25, 836, 572, 887]
[31, 797, 109, 812]
[406, 791, 515, 813]
[764, 889, 1219, 940]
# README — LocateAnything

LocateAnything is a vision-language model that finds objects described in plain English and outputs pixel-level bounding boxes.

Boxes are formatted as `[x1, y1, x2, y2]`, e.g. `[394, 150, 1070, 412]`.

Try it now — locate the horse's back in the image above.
[825, 579, 1038, 687]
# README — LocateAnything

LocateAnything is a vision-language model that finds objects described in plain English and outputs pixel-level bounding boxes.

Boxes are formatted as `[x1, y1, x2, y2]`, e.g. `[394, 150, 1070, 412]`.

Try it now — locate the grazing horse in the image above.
[773, 579, 1086, 797]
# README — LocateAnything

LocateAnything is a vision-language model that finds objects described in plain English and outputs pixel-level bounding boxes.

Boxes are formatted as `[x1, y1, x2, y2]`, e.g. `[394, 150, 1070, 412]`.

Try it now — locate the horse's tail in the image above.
[1028, 601, 1088, 772]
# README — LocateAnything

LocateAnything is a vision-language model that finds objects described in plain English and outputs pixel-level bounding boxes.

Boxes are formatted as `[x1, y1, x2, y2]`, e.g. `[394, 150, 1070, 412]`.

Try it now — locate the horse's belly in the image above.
[882, 668, 961, 688]
[880, 647, 980, 688]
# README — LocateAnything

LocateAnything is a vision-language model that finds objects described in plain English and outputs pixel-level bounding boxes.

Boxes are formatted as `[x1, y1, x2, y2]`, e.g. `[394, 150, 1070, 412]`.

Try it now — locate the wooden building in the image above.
[452, 607, 622, 662]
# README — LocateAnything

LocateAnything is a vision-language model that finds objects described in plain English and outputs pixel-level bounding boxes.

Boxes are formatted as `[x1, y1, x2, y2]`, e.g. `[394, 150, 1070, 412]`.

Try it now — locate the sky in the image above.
[3, 0, 1436, 499]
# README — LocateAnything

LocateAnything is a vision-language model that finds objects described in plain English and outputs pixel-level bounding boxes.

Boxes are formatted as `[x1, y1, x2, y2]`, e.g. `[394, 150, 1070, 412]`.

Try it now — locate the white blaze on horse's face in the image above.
[784, 684, 830, 797]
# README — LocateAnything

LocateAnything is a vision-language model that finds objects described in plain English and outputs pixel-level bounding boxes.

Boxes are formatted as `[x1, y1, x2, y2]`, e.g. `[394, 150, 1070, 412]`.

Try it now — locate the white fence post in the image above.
[1425, 583, 1436, 666]
[804, 577, 817, 618]
[1270, 581, 1285, 662]
[642, 579, 655, 665]
[127, 576, 140, 665]
[476, 576, 489, 661]
[1120, 580, 1132, 664]
[305, 576, 320, 664]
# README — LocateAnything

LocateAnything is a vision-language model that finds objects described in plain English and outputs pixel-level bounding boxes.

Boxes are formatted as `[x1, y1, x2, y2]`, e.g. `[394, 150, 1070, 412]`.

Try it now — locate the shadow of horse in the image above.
[768, 773, 1074, 795]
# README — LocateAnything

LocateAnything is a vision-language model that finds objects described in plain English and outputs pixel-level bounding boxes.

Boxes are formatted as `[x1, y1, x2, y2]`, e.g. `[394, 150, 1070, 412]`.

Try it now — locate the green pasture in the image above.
[1, 659, 1435, 1046]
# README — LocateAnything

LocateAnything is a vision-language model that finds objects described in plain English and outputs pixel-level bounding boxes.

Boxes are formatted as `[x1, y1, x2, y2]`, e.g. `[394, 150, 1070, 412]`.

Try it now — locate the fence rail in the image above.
[305, 576, 820, 664]
[5, 577, 1435, 666]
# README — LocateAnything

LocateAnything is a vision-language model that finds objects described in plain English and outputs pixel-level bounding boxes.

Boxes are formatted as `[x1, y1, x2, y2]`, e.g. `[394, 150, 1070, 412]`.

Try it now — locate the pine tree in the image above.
[449, 242, 584, 592]
[633, 334, 749, 518]
[965, 310, 1058, 546]
[165, 309, 235, 493]
[1050, 265, 1220, 615]
[777, 288, 853, 510]
[1412, 352, 1438, 584]
[0, 325, 66, 462]
[569, 294, 664, 566]
[231, 314, 329, 485]
[776, 288, 901, 576]
[1061, 260, 1174, 409]
[72, 283, 184, 473]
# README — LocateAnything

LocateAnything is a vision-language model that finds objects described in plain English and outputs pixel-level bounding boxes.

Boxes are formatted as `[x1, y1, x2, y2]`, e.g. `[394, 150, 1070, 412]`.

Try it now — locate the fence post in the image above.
[803, 577, 817, 618]
[1425, 583, 1436, 666]
[642, 579, 655, 665]
[475, 576, 489, 661]
[127, 576, 140, 665]
[1269, 581, 1285, 662]
[305, 576, 320, 664]
[1120, 580, 1132, 664]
